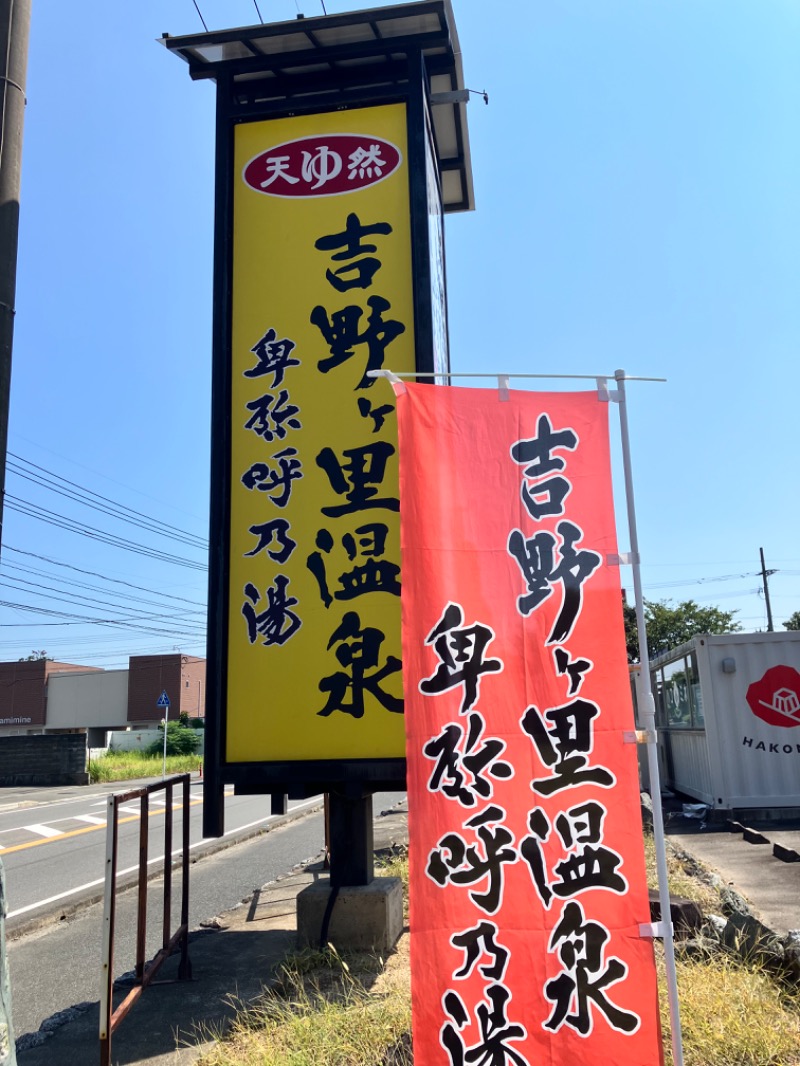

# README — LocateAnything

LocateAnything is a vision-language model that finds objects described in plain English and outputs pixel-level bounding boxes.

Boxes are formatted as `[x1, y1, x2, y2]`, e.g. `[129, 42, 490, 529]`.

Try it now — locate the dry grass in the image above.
[200, 837, 800, 1066]
[198, 945, 411, 1066]
[644, 827, 721, 913]
[658, 946, 800, 1065]
[376, 847, 409, 922]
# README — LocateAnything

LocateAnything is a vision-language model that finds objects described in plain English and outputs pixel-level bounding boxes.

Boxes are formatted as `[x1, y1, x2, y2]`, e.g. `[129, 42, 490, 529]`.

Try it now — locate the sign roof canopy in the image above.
[162, 0, 474, 212]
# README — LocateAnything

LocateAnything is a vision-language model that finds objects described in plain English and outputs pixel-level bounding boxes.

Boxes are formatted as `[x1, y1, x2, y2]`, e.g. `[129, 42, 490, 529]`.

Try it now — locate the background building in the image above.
[0, 653, 205, 747]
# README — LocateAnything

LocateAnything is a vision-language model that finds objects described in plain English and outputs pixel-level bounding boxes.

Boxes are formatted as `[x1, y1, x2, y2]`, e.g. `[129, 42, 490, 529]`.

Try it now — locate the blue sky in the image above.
[3, 0, 799, 668]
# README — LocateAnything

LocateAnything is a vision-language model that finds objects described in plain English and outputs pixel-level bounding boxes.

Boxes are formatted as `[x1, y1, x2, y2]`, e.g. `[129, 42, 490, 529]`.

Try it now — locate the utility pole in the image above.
[0, 0, 30, 557]
[0, 6, 30, 1060]
[759, 547, 776, 632]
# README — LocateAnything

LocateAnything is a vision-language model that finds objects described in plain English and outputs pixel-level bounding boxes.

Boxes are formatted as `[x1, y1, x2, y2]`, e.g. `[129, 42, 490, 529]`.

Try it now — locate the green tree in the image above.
[18, 650, 50, 661]
[783, 611, 800, 631]
[147, 721, 200, 757]
[623, 598, 741, 663]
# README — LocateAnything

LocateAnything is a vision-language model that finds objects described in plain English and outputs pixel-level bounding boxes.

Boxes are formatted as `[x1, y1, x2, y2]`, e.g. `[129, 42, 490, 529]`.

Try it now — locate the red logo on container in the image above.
[243, 134, 402, 198]
[746, 664, 800, 728]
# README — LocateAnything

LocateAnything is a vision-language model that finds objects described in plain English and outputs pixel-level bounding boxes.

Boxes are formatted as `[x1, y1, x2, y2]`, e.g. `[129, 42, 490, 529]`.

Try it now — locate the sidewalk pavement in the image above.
[10, 790, 800, 1064]
[14, 799, 410, 1066]
[665, 806, 800, 938]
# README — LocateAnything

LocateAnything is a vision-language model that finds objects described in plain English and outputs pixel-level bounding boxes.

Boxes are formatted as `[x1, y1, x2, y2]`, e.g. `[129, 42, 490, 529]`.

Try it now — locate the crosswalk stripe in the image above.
[74, 815, 106, 825]
[25, 824, 64, 838]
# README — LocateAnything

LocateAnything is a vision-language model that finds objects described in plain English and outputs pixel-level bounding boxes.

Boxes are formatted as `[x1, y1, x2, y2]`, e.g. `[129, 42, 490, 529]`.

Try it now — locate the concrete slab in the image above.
[668, 829, 800, 936]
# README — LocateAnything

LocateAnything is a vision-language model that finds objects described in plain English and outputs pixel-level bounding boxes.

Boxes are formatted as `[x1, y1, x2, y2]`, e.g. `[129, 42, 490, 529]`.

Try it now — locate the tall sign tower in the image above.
[164, 1, 474, 842]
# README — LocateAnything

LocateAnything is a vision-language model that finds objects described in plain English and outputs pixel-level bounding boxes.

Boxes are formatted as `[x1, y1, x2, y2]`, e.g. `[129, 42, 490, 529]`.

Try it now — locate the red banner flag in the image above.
[396, 382, 663, 1066]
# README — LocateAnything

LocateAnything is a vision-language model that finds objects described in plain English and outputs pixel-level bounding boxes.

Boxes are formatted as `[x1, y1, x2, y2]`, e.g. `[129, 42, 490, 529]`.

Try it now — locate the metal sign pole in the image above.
[157, 691, 171, 780]
[613, 369, 685, 1066]
[162, 703, 169, 780]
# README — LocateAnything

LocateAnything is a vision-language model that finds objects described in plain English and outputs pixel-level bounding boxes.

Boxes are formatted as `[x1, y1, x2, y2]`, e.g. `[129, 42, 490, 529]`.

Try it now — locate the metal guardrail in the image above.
[99, 774, 192, 1066]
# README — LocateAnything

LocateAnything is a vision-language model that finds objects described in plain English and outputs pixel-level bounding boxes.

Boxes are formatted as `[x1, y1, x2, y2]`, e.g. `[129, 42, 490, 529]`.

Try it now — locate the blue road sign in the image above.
[156, 690, 170, 708]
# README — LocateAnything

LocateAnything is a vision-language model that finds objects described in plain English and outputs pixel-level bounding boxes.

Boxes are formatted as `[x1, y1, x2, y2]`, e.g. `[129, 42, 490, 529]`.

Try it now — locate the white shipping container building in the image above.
[637, 632, 800, 819]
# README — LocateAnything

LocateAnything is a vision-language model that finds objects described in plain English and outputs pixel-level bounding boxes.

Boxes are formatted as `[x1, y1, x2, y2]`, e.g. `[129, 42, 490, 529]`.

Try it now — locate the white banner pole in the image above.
[613, 368, 684, 1066]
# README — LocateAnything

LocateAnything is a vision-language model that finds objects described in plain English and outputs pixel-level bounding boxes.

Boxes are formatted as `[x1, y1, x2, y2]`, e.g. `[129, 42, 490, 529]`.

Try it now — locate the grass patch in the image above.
[88, 750, 202, 783]
[198, 946, 411, 1066]
[658, 947, 800, 1065]
[644, 827, 721, 913]
[376, 845, 409, 922]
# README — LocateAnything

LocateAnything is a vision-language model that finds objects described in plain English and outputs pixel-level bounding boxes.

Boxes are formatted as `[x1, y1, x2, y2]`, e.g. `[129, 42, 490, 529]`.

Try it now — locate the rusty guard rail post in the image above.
[99, 773, 193, 1066]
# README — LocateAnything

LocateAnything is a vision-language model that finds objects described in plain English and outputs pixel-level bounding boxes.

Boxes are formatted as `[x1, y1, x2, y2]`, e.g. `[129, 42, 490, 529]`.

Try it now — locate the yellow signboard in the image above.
[226, 104, 415, 763]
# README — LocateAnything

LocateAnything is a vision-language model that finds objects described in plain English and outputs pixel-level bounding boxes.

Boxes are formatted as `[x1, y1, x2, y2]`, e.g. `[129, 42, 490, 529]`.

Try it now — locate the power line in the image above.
[11, 432, 205, 524]
[643, 571, 760, 590]
[7, 453, 208, 548]
[0, 574, 205, 621]
[4, 494, 207, 570]
[0, 586, 205, 629]
[2, 545, 206, 607]
[191, 0, 208, 32]
[1, 560, 202, 614]
[7, 465, 206, 547]
[0, 598, 206, 638]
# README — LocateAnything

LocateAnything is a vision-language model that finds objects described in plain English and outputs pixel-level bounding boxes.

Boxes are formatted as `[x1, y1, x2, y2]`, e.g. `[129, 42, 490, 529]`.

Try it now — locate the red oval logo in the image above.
[243, 134, 402, 198]
[746, 664, 800, 728]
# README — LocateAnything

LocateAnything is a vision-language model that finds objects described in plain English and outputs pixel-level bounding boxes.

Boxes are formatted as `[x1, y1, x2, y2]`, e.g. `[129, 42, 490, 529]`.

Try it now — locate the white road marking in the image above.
[7, 798, 322, 919]
[24, 824, 64, 839]
[73, 815, 106, 826]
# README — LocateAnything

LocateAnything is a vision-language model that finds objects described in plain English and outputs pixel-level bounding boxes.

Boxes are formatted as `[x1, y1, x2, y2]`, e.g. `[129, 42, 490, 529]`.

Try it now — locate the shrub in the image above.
[147, 721, 200, 757]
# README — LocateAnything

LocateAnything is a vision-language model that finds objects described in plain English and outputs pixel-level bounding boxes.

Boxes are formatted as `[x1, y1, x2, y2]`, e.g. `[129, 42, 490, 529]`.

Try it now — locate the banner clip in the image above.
[596, 377, 622, 403]
[624, 729, 656, 745]
[497, 375, 510, 402]
[368, 368, 401, 384]
[639, 921, 668, 939]
[606, 551, 639, 566]
[369, 367, 407, 394]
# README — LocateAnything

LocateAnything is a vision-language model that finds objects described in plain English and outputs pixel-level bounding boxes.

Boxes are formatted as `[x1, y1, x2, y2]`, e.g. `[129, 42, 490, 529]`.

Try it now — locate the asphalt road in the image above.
[6, 787, 403, 1045]
[0, 779, 314, 923]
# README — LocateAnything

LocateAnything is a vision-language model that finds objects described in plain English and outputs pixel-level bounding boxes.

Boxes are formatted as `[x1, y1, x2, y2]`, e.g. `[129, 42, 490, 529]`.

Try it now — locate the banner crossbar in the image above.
[369, 369, 667, 383]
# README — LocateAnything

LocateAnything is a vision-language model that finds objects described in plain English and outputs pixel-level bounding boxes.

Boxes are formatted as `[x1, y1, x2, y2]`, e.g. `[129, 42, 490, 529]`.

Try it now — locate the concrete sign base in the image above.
[297, 877, 403, 956]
